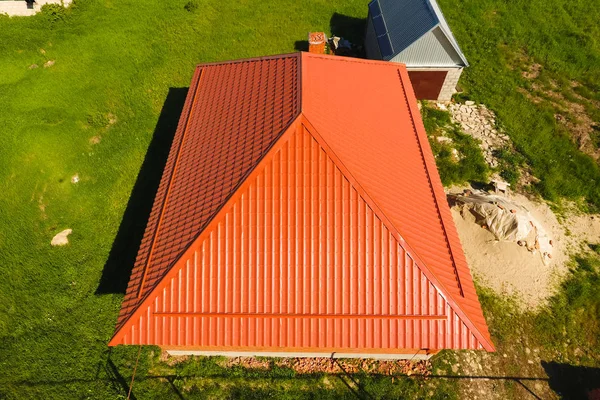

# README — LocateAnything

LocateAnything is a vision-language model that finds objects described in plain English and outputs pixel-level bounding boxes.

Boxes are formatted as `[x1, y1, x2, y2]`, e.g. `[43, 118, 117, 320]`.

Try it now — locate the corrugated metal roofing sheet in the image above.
[301, 54, 490, 350]
[368, 0, 468, 66]
[109, 53, 493, 353]
[114, 124, 482, 351]
[114, 54, 301, 333]
[394, 27, 466, 67]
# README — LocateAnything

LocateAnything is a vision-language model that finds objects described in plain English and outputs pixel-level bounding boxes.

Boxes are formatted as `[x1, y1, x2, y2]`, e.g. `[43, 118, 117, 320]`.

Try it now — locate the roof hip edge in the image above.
[136, 67, 205, 300]
[397, 67, 493, 351]
[299, 115, 450, 300]
[395, 68, 463, 298]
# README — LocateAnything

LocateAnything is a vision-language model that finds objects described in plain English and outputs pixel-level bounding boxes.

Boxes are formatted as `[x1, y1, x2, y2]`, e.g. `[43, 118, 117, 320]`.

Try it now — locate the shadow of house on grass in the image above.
[329, 12, 367, 56]
[96, 88, 188, 295]
[542, 361, 600, 400]
[294, 40, 309, 52]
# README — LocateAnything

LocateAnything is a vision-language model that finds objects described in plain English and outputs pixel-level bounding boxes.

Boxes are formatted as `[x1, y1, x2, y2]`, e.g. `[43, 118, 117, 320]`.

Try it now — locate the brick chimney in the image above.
[308, 32, 326, 54]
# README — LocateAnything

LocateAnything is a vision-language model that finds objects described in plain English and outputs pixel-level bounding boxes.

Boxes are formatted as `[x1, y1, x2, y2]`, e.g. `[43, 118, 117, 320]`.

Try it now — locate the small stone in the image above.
[525, 348, 531, 354]
[465, 100, 475, 106]
[451, 148, 460, 160]
[44, 60, 56, 68]
[51, 229, 72, 246]
[71, 174, 79, 184]
[40, 48, 46, 55]
[436, 136, 453, 143]
[527, 360, 534, 365]
[436, 102, 447, 111]
[29, 64, 39, 70]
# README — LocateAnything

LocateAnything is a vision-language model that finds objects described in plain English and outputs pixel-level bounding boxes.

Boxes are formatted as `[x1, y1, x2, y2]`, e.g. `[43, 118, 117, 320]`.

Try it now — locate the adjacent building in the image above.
[365, 0, 468, 101]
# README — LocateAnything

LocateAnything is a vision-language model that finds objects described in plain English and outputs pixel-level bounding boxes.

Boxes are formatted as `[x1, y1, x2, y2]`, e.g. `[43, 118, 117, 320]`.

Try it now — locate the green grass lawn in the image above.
[440, 0, 600, 208]
[0, 0, 599, 398]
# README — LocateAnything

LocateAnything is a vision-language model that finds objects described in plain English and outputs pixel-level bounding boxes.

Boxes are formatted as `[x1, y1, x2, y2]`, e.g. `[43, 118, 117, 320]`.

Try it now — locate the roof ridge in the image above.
[195, 53, 301, 68]
[302, 52, 406, 68]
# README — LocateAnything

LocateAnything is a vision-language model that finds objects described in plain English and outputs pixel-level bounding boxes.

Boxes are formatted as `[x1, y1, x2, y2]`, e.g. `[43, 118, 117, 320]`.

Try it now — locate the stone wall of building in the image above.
[438, 67, 463, 101]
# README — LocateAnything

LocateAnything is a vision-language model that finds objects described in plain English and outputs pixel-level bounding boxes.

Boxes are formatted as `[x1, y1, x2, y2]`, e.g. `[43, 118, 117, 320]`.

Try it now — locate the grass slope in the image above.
[0, 0, 599, 398]
[440, 0, 600, 208]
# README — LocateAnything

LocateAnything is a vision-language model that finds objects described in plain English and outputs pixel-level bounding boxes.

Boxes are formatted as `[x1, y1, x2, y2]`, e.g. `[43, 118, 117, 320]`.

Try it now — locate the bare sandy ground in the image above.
[450, 187, 600, 308]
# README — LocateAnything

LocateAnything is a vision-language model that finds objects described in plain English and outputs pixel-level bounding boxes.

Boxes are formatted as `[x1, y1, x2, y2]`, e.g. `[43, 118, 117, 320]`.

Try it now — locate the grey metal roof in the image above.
[368, 0, 468, 66]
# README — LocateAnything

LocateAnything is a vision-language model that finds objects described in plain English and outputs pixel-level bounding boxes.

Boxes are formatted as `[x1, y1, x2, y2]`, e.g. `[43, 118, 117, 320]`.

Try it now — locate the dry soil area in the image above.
[450, 186, 600, 308]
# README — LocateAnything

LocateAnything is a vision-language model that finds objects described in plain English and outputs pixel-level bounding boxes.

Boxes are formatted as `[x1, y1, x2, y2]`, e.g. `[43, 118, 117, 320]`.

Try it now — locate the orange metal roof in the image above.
[109, 53, 494, 353]
[114, 54, 301, 333]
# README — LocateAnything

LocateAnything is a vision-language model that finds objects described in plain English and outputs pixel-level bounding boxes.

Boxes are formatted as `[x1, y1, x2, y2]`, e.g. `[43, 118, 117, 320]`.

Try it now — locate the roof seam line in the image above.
[396, 68, 464, 297]
[136, 69, 205, 299]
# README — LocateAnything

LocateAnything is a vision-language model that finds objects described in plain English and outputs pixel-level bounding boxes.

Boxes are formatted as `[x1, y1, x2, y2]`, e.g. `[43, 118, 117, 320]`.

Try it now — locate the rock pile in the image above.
[447, 102, 511, 168]
[211, 356, 433, 376]
[274, 357, 431, 376]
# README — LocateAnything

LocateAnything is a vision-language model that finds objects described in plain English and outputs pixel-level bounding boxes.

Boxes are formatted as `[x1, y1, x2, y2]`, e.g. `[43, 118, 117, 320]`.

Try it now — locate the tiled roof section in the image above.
[115, 54, 301, 330]
[301, 53, 492, 350]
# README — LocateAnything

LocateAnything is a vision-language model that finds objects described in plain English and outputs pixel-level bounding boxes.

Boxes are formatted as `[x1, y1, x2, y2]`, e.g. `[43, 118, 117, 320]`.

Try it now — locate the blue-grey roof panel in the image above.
[376, 0, 439, 56]
[372, 14, 387, 37]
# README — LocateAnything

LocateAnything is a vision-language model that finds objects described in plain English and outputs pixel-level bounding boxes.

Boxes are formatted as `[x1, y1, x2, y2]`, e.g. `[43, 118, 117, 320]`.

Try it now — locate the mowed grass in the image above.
[0, 0, 599, 398]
